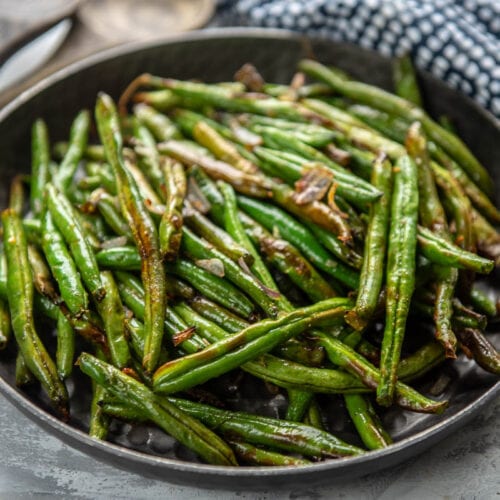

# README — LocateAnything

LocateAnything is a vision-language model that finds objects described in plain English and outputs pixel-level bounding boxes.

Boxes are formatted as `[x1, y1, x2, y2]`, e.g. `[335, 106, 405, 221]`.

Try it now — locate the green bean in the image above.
[163, 140, 353, 242]
[393, 55, 422, 107]
[46, 184, 105, 302]
[286, 390, 314, 422]
[93, 191, 133, 240]
[21, 218, 42, 246]
[124, 317, 170, 369]
[299, 59, 494, 196]
[229, 441, 311, 466]
[346, 154, 392, 330]
[125, 317, 146, 360]
[31, 119, 51, 217]
[344, 394, 392, 450]
[33, 290, 63, 320]
[170, 107, 202, 137]
[470, 287, 497, 317]
[96, 246, 142, 270]
[219, 182, 279, 292]
[306, 222, 363, 270]
[346, 104, 409, 143]
[301, 398, 323, 430]
[438, 115, 456, 133]
[180, 290, 324, 367]
[2, 209, 69, 418]
[186, 295, 248, 333]
[318, 334, 446, 414]
[168, 397, 363, 458]
[56, 311, 75, 379]
[132, 122, 164, 195]
[250, 117, 335, 148]
[89, 383, 110, 440]
[188, 166, 229, 222]
[97, 400, 146, 421]
[181, 227, 280, 318]
[193, 120, 257, 173]
[125, 158, 163, 208]
[131, 88, 182, 111]
[95, 271, 130, 369]
[271, 181, 353, 244]
[89, 348, 111, 440]
[417, 226, 494, 274]
[114, 271, 206, 353]
[78, 176, 104, 192]
[431, 264, 459, 359]
[253, 124, 382, 206]
[152, 298, 351, 393]
[170, 258, 255, 319]
[98, 244, 256, 319]
[183, 201, 253, 265]
[176, 301, 445, 394]
[237, 195, 359, 290]
[253, 146, 305, 183]
[0, 298, 11, 350]
[9, 175, 26, 215]
[27, 244, 59, 304]
[471, 209, 500, 265]
[159, 160, 186, 260]
[246, 114, 336, 148]
[168, 298, 346, 366]
[78, 352, 237, 465]
[185, 112, 262, 159]
[456, 328, 500, 375]
[377, 155, 419, 406]
[96, 93, 166, 374]
[15, 351, 35, 386]
[133, 103, 180, 142]
[263, 82, 333, 99]
[161, 137, 271, 193]
[406, 122, 459, 358]
[277, 339, 325, 367]
[302, 99, 406, 160]
[54, 142, 105, 163]
[243, 215, 337, 302]
[102, 395, 361, 459]
[453, 300, 488, 330]
[432, 162, 476, 299]
[427, 142, 500, 224]
[251, 148, 362, 246]
[175, 300, 320, 371]
[84, 162, 117, 195]
[147, 76, 314, 121]
[41, 210, 88, 316]
[65, 310, 108, 351]
[54, 110, 90, 192]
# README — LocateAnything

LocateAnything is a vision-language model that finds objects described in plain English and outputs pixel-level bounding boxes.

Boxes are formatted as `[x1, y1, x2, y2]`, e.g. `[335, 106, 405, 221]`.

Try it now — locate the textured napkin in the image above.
[217, 0, 500, 118]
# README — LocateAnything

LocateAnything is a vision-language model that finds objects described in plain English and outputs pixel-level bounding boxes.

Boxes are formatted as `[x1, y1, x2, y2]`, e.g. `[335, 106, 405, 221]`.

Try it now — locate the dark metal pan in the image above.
[0, 28, 498, 490]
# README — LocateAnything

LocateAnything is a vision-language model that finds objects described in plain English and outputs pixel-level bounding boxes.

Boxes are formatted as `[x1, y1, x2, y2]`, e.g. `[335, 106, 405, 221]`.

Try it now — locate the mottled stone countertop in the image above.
[0, 394, 497, 499]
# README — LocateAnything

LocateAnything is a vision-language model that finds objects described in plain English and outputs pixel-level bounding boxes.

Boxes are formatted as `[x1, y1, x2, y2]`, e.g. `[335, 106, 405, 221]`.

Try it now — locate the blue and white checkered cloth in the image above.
[217, 0, 500, 118]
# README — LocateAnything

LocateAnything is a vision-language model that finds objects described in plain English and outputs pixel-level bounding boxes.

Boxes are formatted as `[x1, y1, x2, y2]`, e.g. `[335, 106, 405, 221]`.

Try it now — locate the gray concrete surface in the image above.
[0, 394, 498, 499]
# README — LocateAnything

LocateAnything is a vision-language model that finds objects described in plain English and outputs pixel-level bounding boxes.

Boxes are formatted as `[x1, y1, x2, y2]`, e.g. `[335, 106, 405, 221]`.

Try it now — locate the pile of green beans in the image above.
[1, 56, 499, 467]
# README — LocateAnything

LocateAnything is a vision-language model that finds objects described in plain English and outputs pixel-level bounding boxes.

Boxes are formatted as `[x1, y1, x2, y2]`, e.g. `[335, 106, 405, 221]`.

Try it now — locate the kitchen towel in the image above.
[217, 0, 500, 118]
